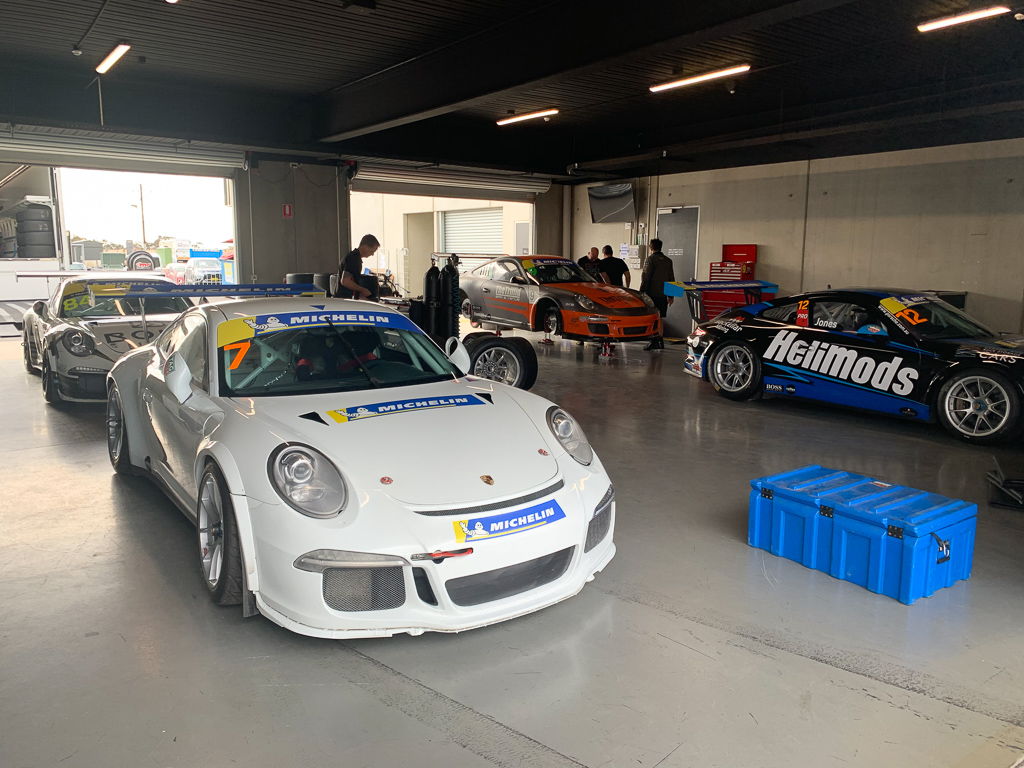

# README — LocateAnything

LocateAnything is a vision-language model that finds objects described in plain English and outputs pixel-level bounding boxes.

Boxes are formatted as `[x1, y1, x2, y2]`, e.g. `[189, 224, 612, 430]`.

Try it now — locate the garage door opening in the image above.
[350, 192, 534, 297]
[0, 164, 236, 330]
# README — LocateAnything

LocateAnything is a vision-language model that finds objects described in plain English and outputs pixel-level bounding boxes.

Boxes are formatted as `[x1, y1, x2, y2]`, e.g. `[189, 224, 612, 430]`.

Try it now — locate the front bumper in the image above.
[55, 358, 113, 402]
[683, 345, 707, 379]
[560, 309, 661, 342]
[245, 476, 616, 638]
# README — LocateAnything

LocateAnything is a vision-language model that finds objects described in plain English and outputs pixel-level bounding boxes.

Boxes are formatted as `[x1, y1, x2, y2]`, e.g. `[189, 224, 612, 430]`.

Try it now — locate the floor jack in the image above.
[599, 341, 615, 357]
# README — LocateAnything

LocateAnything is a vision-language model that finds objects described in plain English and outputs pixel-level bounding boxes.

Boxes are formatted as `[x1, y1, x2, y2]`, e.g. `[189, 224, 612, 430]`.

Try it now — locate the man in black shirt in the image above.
[639, 238, 675, 350]
[338, 234, 380, 299]
[577, 247, 603, 281]
[598, 244, 630, 287]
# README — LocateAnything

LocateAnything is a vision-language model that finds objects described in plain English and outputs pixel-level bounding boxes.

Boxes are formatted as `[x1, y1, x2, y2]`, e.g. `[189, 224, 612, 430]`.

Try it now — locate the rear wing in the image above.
[664, 280, 779, 323]
[109, 283, 327, 300]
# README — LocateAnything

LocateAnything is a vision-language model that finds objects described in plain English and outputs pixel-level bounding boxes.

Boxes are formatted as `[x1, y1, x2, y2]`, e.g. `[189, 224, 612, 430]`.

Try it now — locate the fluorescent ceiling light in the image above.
[650, 64, 752, 93]
[917, 6, 1010, 32]
[496, 109, 559, 126]
[95, 43, 132, 74]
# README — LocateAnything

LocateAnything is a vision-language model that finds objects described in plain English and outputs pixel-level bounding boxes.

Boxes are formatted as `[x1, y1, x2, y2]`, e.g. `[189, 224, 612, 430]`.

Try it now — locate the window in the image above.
[473, 262, 495, 279]
[811, 301, 873, 332]
[760, 303, 798, 322]
[493, 261, 523, 283]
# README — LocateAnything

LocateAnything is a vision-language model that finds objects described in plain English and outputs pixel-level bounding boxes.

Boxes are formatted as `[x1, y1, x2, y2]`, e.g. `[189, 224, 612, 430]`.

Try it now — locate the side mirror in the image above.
[444, 337, 471, 375]
[856, 323, 888, 337]
[511, 275, 527, 285]
[32, 300, 47, 317]
[165, 352, 195, 404]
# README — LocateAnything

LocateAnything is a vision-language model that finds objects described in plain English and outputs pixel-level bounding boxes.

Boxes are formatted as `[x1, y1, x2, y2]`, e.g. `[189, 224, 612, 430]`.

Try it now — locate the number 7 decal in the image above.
[223, 341, 251, 370]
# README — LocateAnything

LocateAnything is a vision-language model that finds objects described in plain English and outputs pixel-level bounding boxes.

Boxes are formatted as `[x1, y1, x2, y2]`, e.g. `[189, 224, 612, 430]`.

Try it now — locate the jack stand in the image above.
[539, 330, 554, 345]
[600, 342, 614, 357]
[494, 329, 502, 337]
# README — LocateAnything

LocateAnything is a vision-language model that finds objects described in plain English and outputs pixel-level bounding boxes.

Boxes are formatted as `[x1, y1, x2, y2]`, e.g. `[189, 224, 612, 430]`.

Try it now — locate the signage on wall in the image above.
[282, 204, 294, 219]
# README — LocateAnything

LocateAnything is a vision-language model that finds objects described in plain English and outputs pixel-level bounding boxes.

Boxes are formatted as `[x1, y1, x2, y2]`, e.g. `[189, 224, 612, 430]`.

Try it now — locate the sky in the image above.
[58, 168, 234, 247]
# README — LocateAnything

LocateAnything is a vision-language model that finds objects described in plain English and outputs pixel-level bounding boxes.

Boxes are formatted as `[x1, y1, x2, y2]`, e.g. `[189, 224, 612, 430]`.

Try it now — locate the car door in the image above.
[143, 313, 218, 505]
[486, 259, 531, 328]
[760, 297, 922, 416]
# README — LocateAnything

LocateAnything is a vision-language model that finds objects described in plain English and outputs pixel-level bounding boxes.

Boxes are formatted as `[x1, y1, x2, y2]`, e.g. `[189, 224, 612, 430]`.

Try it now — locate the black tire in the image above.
[468, 336, 538, 390]
[461, 331, 497, 352]
[41, 356, 63, 404]
[23, 331, 40, 374]
[197, 463, 244, 606]
[541, 305, 563, 336]
[16, 207, 51, 222]
[708, 340, 762, 401]
[18, 244, 57, 260]
[16, 220, 52, 233]
[935, 369, 1023, 444]
[17, 232, 55, 246]
[106, 386, 132, 474]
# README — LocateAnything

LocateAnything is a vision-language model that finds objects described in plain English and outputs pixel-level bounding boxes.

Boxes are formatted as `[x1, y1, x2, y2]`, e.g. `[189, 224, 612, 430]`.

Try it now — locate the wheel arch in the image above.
[195, 445, 260, 593]
[532, 297, 561, 331]
[923, 359, 1024, 408]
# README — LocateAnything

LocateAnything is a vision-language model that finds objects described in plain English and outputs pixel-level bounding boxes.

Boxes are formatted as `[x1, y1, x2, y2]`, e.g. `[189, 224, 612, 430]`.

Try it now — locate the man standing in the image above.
[338, 234, 380, 299]
[577, 246, 603, 281]
[598, 244, 630, 288]
[639, 238, 675, 350]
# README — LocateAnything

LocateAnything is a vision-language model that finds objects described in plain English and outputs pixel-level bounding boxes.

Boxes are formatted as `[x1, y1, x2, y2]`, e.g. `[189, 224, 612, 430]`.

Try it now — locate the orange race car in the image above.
[459, 255, 662, 342]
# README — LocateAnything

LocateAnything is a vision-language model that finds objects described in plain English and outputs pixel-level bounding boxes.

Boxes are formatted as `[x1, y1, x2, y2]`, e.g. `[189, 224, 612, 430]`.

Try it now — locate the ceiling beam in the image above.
[318, 0, 859, 142]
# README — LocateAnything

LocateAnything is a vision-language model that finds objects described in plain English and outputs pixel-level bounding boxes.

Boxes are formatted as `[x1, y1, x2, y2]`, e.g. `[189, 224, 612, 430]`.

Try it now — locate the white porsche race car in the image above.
[22, 273, 192, 403]
[106, 297, 616, 638]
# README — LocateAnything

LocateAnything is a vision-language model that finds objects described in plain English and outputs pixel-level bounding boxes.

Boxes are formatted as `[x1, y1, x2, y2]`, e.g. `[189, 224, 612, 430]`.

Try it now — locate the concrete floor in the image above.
[2, 334, 1023, 768]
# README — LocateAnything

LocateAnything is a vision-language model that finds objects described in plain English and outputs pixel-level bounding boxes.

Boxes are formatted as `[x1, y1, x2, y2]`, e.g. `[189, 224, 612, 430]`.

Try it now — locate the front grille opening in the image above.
[412, 567, 437, 606]
[624, 326, 647, 336]
[446, 547, 574, 607]
[587, 323, 610, 335]
[322, 566, 406, 612]
[585, 504, 613, 552]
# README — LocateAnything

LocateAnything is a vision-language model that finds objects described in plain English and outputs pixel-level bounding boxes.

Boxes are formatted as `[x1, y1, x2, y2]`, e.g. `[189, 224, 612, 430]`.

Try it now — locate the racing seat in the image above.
[337, 328, 379, 374]
[295, 334, 338, 381]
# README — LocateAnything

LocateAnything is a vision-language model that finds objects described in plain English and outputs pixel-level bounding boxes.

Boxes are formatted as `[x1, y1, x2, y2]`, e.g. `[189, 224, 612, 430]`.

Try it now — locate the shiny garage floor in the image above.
[1, 334, 1023, 768]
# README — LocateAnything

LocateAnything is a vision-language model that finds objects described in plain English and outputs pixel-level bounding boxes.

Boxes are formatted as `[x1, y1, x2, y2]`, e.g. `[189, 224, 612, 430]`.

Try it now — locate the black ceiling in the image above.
[2, 0, 1023, 180]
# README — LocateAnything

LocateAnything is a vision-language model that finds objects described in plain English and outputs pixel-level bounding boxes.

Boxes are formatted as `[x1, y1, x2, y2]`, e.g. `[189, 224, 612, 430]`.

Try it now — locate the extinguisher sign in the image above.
[282, 204, 294, 219]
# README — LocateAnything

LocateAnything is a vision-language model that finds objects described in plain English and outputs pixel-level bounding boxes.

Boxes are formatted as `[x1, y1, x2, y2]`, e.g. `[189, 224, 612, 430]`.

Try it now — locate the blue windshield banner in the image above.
[121, 283, 326, 299]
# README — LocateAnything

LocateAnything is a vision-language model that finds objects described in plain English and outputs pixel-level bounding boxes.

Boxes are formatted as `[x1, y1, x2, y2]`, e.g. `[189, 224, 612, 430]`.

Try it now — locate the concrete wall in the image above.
[233, 161, 346, 284]
[642, 139, 1024, 332]
[349, 192, 534, 291]
[535, 183, 564, 256]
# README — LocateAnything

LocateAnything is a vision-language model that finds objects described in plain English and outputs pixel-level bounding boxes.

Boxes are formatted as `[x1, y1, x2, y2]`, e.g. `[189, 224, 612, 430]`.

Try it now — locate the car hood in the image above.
[76, 314, 179, 358]
[231, 378, 560, 506]
[946, 334, 1024, 359]
[547, 282, 647, 309]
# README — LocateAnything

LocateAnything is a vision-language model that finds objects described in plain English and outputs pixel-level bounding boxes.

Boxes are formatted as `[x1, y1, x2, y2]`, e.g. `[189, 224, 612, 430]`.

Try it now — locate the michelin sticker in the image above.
[453, 499, 566, 543]
[217, 308, 421, 347]
[325, 394, 489, 424]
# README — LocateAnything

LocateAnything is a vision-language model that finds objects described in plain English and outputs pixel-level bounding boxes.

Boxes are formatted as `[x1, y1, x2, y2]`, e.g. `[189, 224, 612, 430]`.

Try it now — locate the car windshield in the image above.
[886, 296, 995, 340]
[219, 324, 460, 397]
[60, 283, 191, 318]
[525, 260, 592, 284]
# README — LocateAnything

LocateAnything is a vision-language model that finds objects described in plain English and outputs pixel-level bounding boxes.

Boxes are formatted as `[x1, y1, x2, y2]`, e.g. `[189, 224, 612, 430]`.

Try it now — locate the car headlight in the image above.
[62, 329, 95, 356]
[546, 406, 593, 465]
[268, 443, 347, 518]
[575, 294, 597, 311]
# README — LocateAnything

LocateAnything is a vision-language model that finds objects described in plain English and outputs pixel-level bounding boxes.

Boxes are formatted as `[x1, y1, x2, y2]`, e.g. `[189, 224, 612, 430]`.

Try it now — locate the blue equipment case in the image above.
[749, 466, 976, 604]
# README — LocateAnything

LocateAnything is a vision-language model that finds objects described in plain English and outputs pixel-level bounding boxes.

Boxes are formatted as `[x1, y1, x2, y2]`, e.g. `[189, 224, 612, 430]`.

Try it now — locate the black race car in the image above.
[684, 288, 1024, 444]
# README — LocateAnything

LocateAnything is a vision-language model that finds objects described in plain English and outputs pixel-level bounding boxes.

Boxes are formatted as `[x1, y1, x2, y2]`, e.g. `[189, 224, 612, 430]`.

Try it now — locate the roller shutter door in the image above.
[441, 209, 503, 254]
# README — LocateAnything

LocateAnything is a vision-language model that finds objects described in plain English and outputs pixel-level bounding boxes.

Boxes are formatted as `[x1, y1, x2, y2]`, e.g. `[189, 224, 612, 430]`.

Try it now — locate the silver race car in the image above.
[22, 273, 192, 404]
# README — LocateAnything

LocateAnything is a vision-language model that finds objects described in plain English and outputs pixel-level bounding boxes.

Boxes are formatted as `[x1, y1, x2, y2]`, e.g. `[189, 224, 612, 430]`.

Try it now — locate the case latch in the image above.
[819, 505, 834, 518]
[932, 533, 951, 563]
[760, 488, 773, 499]
[886, 525, 904, 539]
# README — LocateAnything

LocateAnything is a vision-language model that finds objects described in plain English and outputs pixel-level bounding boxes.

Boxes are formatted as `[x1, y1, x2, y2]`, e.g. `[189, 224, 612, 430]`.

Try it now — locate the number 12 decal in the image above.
[796, 299, 810, 327]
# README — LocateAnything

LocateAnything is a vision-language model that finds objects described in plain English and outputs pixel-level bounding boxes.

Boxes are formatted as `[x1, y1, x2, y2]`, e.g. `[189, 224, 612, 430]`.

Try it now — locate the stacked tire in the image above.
[15, 205, 56, 259]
